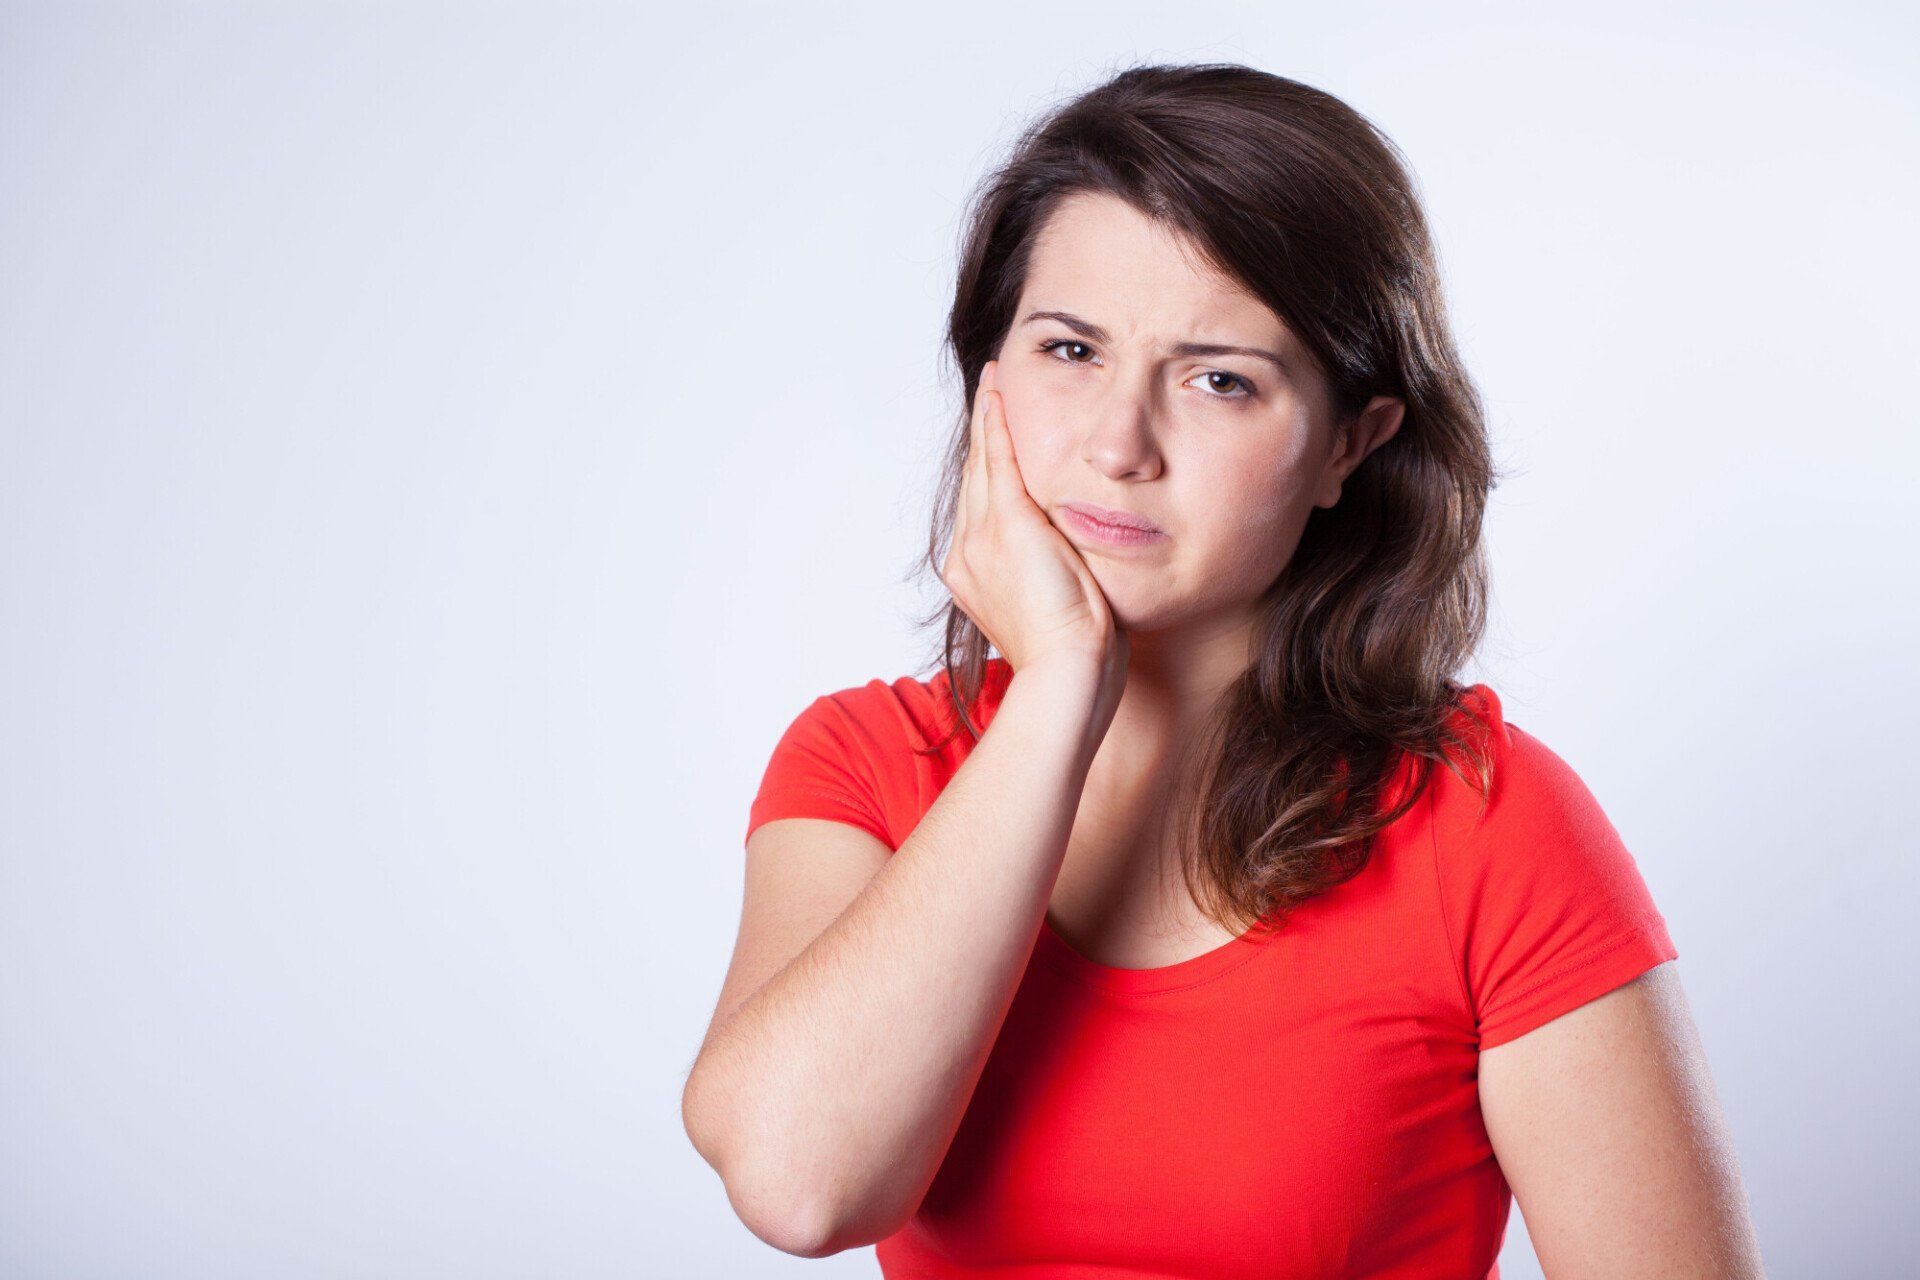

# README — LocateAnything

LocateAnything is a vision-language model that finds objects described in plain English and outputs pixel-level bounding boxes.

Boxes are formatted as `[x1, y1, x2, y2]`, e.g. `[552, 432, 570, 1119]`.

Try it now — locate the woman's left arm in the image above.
[1477, 962, 1768, 1279]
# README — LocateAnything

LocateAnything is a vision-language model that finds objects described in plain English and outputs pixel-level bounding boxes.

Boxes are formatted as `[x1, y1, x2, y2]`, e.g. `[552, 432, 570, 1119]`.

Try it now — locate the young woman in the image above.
[683, 63, 1766, 1278]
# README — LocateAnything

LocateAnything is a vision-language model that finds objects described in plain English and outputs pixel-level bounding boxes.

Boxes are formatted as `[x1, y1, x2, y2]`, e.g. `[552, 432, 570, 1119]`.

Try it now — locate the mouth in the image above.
[1058, 502, 1169, 548]
[1062, 502, 1164, 534]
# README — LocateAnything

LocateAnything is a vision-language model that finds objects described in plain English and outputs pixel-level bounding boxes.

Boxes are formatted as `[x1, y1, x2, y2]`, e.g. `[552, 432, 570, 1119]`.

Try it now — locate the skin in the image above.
[1480, 965, 1768, 1277]
[991, 190, 1404, 757]
[985, 191, 1768, 1275]
[985, 189, 1401, 951]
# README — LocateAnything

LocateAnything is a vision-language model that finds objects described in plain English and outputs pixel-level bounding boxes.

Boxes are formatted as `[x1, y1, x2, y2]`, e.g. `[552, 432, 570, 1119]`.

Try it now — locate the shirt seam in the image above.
[753, 785, 893, 846]
[1477, 918, 1663, 1021]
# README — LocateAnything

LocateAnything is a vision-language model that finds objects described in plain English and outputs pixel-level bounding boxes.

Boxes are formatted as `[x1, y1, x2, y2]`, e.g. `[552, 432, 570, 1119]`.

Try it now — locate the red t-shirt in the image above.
[743, 658, 1678, 1278]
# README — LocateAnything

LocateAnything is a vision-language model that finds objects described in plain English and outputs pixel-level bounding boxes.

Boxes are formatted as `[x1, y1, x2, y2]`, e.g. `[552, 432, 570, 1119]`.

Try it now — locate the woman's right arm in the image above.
[684, 358, 1128, 1254]
[681, 651, 1109, 1254]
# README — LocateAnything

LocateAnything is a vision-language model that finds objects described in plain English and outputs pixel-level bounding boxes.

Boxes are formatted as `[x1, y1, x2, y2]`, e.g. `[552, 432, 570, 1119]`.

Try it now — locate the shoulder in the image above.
[1424, 682, 1598, 836]
[807, 658, 1012, 747]
[765, 657, 1010, 767]
[797, 668, 952, 751]
[1421, 685, 1678, 1046]
[746, 660, 1013, 852]
[1425, 684, 1663, 933]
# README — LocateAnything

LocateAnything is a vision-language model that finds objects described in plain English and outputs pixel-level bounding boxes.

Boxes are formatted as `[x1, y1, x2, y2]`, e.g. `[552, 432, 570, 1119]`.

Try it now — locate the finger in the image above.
[981, 383, 1024, 506]
[973, 360, 999, 459]
[962, 364, 995, 528]
[955, 441, 981, 545]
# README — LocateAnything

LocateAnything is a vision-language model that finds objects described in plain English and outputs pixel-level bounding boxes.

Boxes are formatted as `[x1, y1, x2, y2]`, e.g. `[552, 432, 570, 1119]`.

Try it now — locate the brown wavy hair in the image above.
[905, 61, 1503, 938]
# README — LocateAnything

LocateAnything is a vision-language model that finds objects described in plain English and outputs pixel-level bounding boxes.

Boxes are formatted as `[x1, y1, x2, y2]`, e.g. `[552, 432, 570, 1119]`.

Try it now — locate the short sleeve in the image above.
[743, 691, 900, 851]
[1433, 709, 1678, 1051]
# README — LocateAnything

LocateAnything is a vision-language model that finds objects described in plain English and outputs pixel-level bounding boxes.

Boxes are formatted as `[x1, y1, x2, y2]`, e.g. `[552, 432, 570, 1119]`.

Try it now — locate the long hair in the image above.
[906, 62, 1502, 937]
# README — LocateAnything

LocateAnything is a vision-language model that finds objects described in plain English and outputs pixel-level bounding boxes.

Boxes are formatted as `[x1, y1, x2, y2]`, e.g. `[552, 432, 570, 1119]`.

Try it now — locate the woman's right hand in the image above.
[941, 359, 1128, 693]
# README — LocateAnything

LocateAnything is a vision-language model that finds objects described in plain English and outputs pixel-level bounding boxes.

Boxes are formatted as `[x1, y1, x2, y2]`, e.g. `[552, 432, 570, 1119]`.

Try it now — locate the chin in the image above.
[1094, 582, 1179, 633]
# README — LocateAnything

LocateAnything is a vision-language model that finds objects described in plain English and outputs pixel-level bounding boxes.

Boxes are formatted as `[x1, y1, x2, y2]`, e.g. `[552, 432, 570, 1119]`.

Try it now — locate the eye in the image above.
[1193, 370, 1255, 399]
[1037, 337, 1098, 365]
[1034, 338, 1256, 402]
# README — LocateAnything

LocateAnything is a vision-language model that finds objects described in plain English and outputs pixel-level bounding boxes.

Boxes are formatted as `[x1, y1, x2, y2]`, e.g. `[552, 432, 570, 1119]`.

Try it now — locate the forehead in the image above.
[1020, 191, 1291, 346]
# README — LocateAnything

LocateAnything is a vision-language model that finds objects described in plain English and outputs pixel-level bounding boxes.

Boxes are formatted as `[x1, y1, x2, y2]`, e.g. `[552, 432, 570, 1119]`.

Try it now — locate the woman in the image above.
[683, 63, 1766, 1278]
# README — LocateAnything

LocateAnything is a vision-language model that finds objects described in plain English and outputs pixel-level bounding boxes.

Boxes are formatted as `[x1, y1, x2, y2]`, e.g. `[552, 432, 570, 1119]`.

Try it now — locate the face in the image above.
[989, 190, 1404, 638]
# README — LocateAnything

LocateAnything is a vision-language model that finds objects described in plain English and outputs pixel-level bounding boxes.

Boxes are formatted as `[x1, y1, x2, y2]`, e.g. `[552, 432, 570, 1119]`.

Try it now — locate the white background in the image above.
[3, 2, 1915, 1276]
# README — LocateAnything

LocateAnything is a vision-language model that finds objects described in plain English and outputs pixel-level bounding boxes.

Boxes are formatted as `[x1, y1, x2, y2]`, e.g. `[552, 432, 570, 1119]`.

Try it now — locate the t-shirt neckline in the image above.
[968, 657, 1286, 994]
[1032, 908, 1284, 994]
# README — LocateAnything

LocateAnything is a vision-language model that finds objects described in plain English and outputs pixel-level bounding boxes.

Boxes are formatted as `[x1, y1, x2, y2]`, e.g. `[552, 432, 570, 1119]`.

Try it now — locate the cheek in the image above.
[1208, 484, 1308, 564]
[1231, 473, 1310, 530]
[1180, 450, 1321, 581]
[1004, 417, 1077, 493]
[1191, 432, 1318, 531]
[999, 374, 1084, 452]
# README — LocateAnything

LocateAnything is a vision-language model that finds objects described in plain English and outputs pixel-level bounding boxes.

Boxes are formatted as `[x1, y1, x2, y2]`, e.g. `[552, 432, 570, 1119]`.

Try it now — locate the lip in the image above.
[1059, 502, 1169, 547]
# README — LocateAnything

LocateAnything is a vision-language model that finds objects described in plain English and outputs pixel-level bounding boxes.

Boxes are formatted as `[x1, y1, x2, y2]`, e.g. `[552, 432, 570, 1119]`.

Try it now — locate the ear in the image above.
[1315, 396, 1406, 509]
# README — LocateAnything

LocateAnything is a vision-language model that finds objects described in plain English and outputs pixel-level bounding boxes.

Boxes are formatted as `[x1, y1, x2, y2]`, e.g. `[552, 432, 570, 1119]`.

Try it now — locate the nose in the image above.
[1078, 376, 1164, 481]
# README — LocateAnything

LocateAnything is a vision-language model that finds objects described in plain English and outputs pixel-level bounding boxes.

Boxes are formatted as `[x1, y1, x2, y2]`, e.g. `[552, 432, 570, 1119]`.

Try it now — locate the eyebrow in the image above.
[1018, 309, 1291, 375]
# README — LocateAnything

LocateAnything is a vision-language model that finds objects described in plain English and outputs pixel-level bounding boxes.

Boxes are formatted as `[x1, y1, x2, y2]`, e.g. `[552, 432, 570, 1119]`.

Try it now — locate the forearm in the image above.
[686, 655, 1108, 1248]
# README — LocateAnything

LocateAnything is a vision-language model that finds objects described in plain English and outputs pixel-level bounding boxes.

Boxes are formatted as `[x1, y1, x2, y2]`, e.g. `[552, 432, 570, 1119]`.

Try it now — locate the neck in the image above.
[1092, 606, 1255, 791]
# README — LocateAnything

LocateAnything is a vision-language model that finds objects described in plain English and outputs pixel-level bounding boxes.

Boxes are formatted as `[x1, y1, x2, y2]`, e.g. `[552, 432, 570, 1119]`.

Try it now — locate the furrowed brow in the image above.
[1018, 309, 1289, 375]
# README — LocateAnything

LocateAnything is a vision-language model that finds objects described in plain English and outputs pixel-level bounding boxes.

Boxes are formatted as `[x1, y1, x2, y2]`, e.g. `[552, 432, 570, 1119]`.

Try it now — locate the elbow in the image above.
[703, 1157, 902, 1258]
[733, 1190, 844, 1258]
[715, 1150, 908, 1256]
[682, 1069, 868, 1258]
[716, 1160, 862, 1258]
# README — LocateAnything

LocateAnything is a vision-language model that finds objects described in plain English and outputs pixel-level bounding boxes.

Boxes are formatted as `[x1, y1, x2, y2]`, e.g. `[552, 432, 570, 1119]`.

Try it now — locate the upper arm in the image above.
[1477, 961, 1767, 1279]
[696, 816, 892, 1058]
[700, 686, 907, 1052]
